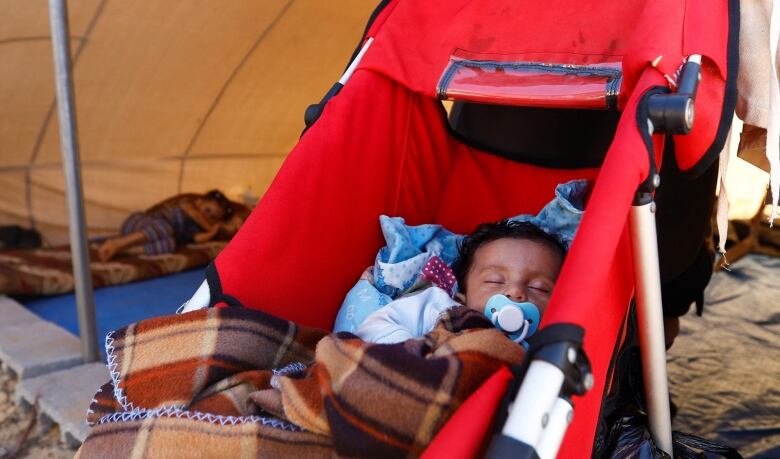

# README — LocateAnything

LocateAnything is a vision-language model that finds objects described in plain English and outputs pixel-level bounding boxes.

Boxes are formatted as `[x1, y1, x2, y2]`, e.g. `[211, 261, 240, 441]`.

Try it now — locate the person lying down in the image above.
[97, 189, 245, 262]
[355, 219, 565, 345]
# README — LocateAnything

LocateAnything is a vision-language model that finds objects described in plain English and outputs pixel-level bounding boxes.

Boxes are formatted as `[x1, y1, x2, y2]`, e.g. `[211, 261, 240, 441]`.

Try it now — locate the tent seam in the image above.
[175, 0, 296, 192]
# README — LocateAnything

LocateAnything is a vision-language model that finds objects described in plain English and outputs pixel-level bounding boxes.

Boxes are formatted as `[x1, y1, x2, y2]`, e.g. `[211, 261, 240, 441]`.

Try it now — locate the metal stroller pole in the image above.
[631, 53, 704, 457]
[629, 195, 673, 456]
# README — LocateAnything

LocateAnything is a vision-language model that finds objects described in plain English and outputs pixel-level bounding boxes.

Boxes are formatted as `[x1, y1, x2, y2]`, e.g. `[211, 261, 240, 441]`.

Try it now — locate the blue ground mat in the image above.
[17, 268, 204, 358]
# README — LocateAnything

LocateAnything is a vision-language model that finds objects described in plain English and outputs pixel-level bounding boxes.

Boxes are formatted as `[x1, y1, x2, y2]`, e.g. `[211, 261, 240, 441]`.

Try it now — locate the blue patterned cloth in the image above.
[373, 216, 462, 298]
[333, 179, 589, 333]
[510, 178, 588, 250]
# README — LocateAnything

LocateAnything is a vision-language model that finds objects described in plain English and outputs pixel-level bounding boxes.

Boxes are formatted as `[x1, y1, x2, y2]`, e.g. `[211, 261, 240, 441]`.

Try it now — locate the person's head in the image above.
[196, 189, 233, 224]
[452, 220, 566, 315]
[216, 212, 247, 240]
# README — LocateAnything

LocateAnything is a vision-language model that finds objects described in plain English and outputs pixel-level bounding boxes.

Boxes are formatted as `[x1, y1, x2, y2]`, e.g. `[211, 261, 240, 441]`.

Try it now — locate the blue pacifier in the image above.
[484, 294, 541, 343]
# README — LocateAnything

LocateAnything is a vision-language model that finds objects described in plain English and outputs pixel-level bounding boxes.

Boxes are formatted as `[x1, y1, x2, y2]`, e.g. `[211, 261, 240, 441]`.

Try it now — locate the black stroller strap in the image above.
[635, 85, 669, 201]
[303, 0, 393, 134]
[682, 0, 740, 179]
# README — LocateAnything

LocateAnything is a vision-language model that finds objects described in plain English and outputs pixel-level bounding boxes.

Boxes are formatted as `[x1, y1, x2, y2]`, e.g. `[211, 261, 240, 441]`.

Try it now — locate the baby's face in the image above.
[196, 198, 226, 223]
[462, 238, 563, 315]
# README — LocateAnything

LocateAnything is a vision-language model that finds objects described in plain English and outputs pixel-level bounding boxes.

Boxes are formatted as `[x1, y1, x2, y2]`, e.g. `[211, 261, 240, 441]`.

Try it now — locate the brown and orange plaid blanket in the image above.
[77, 305, 523, 458]
[0, 241, 225, 296]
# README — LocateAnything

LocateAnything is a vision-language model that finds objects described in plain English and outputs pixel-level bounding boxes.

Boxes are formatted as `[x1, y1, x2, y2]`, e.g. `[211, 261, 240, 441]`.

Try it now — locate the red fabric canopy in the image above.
[359, 0, 733, 174]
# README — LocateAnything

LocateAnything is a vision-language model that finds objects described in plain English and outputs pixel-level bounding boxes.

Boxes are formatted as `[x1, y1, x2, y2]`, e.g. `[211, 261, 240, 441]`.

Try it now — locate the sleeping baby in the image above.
[354, 219, 565, 344]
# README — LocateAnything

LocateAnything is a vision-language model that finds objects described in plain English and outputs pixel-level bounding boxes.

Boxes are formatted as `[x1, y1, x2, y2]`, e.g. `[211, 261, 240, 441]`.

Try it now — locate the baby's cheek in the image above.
[530, 293, 550, 313]
[463, 292, 486, 312]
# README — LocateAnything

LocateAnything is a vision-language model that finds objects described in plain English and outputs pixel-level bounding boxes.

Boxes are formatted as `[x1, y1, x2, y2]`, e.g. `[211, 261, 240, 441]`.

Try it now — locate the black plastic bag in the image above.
[605, 413, 743, 459]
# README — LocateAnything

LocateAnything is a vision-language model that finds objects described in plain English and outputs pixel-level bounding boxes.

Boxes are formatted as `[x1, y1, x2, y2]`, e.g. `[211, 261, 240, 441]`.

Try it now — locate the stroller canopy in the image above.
[359, 0, 734, 174]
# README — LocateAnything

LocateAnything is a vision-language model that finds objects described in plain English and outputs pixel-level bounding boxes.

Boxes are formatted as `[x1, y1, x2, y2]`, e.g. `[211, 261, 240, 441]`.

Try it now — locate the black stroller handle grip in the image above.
[647, 57, 701, 135]
[676, 59, 701, 98]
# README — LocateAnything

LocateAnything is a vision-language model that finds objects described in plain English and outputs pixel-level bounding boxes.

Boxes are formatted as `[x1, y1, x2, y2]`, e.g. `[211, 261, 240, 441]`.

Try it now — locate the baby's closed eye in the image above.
[484, 276, 505, 285]
[528, 282, 552, 293]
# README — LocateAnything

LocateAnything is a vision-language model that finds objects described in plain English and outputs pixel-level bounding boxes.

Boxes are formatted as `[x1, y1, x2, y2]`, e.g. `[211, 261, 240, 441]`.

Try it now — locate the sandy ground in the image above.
[0, 369, 74, 459]
[668, 254, 780, 458]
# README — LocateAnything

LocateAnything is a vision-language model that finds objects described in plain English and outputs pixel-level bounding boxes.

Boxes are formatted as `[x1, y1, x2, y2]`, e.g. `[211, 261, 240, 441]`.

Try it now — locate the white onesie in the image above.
[354, 286, 459, 344]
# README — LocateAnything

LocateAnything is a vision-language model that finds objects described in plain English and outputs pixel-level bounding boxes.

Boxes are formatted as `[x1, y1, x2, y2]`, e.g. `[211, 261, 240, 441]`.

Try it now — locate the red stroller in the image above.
[186, 0, 738, 456]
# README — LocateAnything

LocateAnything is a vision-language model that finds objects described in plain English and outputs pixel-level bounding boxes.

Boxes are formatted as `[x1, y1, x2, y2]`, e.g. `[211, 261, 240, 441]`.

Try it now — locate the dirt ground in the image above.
[0, 369, 74, 459]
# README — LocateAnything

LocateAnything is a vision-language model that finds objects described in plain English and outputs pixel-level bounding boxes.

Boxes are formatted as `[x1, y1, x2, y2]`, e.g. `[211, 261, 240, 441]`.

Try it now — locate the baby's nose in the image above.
[505, 286, 527, 302]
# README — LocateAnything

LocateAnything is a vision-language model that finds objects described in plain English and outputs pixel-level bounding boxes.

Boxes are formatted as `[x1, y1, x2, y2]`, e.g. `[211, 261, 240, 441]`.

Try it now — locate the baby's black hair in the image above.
[204, 189, 233, 217]
[452, 219, 566, 292]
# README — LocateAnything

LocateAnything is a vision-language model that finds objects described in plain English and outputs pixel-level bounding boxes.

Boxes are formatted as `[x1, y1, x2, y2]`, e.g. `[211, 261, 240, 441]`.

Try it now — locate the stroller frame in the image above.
[629, 198, 674, 455]
[490, 55, 705, 455]
[183, 42, 694, 458]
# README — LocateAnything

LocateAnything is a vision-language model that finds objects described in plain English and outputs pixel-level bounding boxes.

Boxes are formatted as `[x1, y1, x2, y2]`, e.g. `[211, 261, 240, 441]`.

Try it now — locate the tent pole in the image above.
[48, 0, 99, 363]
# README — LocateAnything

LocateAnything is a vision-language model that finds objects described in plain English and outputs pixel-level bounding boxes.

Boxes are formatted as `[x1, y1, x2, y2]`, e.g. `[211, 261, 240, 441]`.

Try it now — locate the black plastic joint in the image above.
[485, 434, 540, 459]
[534, 341, 574, 372]
[304, 82, 344, 127]
[303, 104, 323, 128]
[526, 324, 592, 397]
[647, 60, 701, 135]
[677, 60, 701, 98]
[534, 341, 592, 397]
[647, 94, 694, 135]
[632, 190, 654, 206]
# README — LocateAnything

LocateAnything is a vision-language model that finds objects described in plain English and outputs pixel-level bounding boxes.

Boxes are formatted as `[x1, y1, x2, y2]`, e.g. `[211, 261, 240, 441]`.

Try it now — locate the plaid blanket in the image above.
[0, 241, 225, 296]
[77, 306, 523, 458]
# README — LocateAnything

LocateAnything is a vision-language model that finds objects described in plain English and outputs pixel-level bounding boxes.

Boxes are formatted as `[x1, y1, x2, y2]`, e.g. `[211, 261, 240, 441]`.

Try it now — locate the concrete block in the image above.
[0, 321, 83, 379]
[16, 362, 109, 444]
[0, 295, 42, 328]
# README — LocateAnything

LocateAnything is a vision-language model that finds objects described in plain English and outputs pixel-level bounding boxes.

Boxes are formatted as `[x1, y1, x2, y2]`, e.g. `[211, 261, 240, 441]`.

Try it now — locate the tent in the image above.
[0, 0, 376, 246]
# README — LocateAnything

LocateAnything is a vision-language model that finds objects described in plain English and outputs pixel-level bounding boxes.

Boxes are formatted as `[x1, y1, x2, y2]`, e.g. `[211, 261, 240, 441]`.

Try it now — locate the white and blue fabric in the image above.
[333, 279, 393, 335]
[353, 286, 460, 344]
[373, 216, 462, 297]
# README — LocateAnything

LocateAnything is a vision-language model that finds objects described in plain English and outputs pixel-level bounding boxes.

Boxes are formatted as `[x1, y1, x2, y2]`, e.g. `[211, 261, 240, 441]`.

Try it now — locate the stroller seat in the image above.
[182, 0, 738, 456]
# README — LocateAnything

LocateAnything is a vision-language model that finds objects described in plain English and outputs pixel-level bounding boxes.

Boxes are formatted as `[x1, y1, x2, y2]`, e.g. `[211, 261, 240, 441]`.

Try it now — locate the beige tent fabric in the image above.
[0, 0, 375, 245]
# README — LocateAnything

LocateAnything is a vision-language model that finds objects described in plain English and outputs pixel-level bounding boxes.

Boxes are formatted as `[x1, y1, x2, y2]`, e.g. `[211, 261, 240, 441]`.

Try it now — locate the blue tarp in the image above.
[19, 268, 203, 358]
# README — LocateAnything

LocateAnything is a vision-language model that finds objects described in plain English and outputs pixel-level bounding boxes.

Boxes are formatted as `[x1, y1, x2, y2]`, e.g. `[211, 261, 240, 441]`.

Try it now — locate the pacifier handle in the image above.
[496, 306, 525, 333]
[484, 294, 541, 340]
